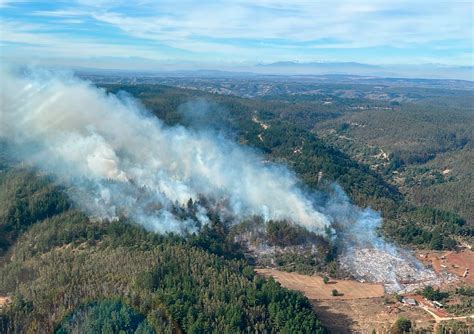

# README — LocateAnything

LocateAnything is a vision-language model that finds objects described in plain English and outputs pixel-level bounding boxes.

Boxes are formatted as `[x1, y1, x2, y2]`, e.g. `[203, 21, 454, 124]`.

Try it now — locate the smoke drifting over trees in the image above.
[1, 67, 437, 290]
[1, 67, 331, 234]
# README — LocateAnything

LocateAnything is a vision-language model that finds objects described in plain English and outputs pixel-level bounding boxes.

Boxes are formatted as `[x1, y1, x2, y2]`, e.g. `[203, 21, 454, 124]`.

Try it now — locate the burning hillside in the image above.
[0, 67, 446, 293]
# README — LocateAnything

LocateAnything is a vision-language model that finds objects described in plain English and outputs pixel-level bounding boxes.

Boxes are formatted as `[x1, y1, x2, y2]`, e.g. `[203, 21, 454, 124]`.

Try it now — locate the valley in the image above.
[1, 1, 473, 332]
[1, 73, 472, 333]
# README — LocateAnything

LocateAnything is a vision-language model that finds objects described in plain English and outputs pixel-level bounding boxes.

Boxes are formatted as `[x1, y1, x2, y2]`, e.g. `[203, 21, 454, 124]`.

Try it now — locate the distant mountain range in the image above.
[69, 60, 473, 81]
[255, 61, 473, 80]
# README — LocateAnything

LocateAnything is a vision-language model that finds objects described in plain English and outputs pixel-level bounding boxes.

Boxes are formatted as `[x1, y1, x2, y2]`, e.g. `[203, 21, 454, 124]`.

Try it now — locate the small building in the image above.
[433, 301, 443, 308]
[402, 298, 417, 306]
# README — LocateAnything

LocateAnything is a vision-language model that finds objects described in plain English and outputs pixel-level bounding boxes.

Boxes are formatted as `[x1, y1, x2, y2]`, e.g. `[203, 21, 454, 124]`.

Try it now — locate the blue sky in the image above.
[1, 0, 473, 70]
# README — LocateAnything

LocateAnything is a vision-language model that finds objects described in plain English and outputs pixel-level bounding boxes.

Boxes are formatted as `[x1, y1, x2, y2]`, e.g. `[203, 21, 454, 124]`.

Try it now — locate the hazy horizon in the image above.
[1, 1, 473, 80]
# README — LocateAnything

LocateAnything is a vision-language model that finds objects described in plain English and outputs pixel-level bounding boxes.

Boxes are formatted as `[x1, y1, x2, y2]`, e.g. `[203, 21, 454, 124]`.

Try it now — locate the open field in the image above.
[255, 269, 436, 332]
[418, 249, 474, 285]
[0, 296, 10, 308]
[256, 267, 474, 333]
[256, 268, 385, 300]
[313, 297, 435, 333]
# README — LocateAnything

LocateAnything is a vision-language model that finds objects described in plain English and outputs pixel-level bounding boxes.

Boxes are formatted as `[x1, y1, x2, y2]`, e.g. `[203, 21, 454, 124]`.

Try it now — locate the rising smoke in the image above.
[1, 67, 437, 291]
[324, 186, 441, 292]
[0, 67, 331, 234]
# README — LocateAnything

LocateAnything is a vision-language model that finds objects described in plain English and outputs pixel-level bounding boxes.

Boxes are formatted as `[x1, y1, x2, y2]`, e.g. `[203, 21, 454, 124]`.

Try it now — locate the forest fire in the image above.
[339, 247, 457, 293]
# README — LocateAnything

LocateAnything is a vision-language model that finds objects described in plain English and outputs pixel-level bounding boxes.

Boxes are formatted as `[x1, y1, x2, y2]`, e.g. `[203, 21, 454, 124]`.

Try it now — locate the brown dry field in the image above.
[256, 269, 435, 333]
[256, 268, 384, 299]
[312, 298, 435, 333]
[0, 296, 10, 307]
[418, 249, 474, 284]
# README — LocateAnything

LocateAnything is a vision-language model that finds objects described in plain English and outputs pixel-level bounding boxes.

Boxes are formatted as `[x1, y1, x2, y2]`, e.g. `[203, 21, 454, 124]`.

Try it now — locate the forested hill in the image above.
[0, 161, 326, 333]
[104, 84, 400, 210]
[103, 83, 470, 250]
[1, 80, 470, 332]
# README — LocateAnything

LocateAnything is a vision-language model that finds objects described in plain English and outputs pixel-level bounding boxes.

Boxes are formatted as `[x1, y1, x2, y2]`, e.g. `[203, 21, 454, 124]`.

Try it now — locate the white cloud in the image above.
[1, 0, 472, 66]
[0, 21, 167, 61]
[88, 2, 472, 48]
[32, 9, 87, 17]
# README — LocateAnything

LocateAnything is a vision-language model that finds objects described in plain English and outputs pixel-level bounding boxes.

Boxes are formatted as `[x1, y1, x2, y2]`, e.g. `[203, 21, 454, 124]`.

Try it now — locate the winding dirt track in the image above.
[420, 305, 474, 323]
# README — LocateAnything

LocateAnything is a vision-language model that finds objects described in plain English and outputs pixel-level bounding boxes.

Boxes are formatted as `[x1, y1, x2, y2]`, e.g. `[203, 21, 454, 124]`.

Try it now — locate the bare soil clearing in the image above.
[256, 268, 384, 299]
[312, 298, 434, 333]
[256, 265, 473, 333]
[0, 296, 10, 308]
[255, 269, 434, 332]
[418, 249, 474, 284]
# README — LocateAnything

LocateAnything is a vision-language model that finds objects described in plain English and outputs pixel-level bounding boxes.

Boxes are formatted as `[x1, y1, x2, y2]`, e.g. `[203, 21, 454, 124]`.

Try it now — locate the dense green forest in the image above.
[103, 83, 472, 249]
[1, 80, 472, 333]
[0, 163, 326, 333]
[307, 92, 473, 228]
[117, 78, 473, 241]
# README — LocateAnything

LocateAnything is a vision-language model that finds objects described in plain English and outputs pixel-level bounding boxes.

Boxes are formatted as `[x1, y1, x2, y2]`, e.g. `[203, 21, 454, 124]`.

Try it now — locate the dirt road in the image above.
[420, 305, 474, 323]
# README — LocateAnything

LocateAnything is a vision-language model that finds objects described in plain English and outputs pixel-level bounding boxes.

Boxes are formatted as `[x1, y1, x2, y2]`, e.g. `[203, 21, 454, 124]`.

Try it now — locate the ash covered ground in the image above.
[339, 246, 456, 293]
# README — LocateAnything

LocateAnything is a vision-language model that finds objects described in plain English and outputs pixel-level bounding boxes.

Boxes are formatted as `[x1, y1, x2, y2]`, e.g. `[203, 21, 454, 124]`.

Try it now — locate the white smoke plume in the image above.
[0, 67, 331, 234]
[325, 186, 441, 293]
[1, 67, 438, 291]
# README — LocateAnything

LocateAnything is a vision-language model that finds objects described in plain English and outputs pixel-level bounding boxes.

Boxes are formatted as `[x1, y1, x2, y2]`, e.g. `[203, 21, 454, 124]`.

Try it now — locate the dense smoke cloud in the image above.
[1, 67, 437, 291]
[1, 67, 331, 234]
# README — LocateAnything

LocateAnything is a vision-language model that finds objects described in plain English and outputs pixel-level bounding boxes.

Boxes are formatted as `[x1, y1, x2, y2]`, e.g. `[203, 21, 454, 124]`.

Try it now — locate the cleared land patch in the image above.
[255, 268, 384, 299]
[255, 269, 436, 333]
[419, 249, 474, 285]
[312, 297, 435, 334]
[0, 296, 10, 308]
